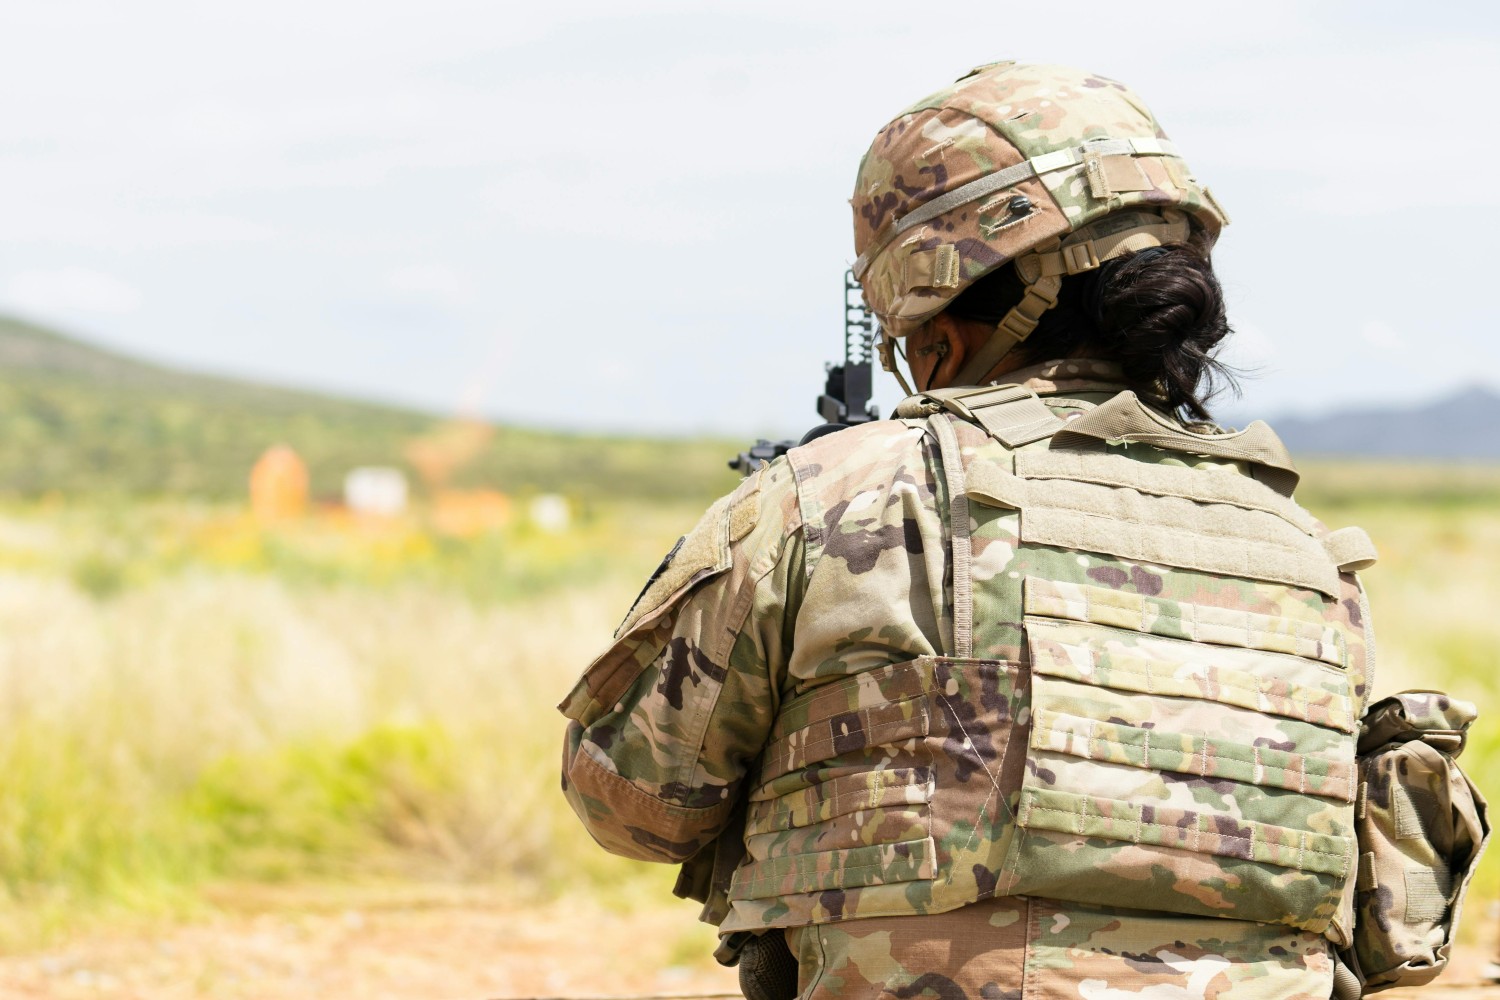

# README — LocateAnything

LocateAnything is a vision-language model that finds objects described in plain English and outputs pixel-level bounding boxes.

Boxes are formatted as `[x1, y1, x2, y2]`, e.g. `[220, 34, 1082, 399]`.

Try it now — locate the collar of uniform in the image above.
[1008, 358, 1126, 396]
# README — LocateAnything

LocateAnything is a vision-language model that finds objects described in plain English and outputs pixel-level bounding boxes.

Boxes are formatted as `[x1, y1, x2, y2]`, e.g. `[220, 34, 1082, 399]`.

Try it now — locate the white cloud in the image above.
[387, 264, 472, 306]
[1360, 320, 1406, 352]
[2, 268, 143, 316]
[1165, 39, 1500, 217]
[588, 357, 639, 385]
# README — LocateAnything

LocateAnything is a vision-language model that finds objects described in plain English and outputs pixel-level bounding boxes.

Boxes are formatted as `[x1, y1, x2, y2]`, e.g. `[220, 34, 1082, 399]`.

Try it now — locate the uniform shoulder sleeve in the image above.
[558, 458, 804, 862]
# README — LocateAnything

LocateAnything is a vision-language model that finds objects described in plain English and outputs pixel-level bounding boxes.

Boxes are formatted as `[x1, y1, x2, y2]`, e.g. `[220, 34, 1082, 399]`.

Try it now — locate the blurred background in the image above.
[0, 2, 1495, 997]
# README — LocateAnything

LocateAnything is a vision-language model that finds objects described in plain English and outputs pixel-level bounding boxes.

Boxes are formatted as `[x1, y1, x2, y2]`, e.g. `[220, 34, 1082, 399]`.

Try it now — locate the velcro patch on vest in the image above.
[615, 471, 761, 639]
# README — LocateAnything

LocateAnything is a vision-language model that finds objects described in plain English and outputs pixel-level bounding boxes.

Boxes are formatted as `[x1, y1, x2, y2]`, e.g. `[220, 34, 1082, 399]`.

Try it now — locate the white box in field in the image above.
[345, 467, 409, 517]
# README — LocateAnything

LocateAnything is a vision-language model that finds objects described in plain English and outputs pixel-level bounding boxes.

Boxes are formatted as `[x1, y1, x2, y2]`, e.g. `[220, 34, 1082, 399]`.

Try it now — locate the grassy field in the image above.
[0, 459, 1492, 977]
[3, 313, 1492, 990]
[0, 497, 699, 945]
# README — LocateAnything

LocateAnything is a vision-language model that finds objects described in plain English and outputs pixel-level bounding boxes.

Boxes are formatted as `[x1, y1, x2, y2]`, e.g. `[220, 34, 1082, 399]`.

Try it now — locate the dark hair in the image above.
[944, 228, 1238, 420]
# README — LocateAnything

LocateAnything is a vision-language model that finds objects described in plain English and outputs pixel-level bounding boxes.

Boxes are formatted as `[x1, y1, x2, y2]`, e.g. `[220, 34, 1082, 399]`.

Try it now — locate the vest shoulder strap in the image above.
[1058, 391, 1300, 496]
[894, 384, 1065, 448]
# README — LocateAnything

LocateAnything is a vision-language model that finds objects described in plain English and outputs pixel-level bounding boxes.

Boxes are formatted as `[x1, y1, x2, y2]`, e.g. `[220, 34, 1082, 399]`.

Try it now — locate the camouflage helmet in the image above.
[851, 62, 1230, 388]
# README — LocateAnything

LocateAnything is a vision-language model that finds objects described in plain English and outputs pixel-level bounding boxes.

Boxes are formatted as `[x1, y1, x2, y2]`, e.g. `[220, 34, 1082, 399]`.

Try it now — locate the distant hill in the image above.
[8, 312, 1490, 501]
[0, 315, 739, 502]
[1269, 386, 1500, 460]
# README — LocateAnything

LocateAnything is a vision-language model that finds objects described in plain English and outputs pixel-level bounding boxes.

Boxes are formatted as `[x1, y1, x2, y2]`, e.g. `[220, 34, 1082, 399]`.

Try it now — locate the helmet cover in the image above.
[851, 62, 1229, 346]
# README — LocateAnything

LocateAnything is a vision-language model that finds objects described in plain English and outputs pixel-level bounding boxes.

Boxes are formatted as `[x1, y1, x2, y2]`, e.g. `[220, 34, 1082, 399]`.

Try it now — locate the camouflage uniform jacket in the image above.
[560, 359, 1375, 960]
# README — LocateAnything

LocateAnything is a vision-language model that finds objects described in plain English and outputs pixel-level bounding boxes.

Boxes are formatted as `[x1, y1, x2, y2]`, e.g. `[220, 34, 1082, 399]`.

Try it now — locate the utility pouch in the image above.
[676, 797, 748, 927]
[1344, 691, 1490, 994]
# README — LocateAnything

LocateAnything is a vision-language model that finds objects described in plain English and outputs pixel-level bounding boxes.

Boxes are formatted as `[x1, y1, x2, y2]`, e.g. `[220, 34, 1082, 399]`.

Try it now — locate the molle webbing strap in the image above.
[1057, 391, 1301, 496]
[852, 136, 1182, 279]
[1357, 849, 1379, 892]
[965, 462, 1345, 597]
[929, 414, 973, 658]
[897, 384, 1065, 448]
[1024, 578, 1348, 668]
[1015, 450, 1323, 534]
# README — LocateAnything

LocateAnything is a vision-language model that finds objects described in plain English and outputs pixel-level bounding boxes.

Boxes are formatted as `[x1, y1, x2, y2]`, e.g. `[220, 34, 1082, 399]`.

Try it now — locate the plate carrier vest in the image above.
[717, 385, 1376, 947]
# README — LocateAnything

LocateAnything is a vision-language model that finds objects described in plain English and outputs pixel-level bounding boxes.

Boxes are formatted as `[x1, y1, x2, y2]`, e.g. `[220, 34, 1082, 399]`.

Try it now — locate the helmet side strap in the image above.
[950, 273, 1062, 387]
[878, 327, 916, 395]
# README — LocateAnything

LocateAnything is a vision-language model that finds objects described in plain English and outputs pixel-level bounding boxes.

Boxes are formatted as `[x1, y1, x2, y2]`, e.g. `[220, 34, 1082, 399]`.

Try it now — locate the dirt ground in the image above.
[0, 888, 1494, 1000]
[0, 888, 739, 1000]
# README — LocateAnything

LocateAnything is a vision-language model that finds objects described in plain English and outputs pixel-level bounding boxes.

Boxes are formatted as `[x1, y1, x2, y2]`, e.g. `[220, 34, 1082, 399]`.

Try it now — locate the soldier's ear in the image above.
[930, 314, 969, 389]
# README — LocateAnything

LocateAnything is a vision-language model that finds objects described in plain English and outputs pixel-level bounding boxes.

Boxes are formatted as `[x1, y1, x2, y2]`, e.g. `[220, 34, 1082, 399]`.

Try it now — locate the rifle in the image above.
[728, 270, 881, 474]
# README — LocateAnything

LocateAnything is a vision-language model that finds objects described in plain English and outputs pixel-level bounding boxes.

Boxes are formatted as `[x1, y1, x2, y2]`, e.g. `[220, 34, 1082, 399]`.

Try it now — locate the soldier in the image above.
[560, 63, 1481, 998]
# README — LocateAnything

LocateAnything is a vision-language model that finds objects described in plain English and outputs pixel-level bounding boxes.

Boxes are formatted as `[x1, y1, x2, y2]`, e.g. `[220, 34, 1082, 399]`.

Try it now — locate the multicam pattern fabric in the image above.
[850, 63, 1229, 336]
[559, 359, 1375, 996]
[786, 896, 1337, 999]
[558, 456, 802, 864]
[1348, 692, 1489, 991]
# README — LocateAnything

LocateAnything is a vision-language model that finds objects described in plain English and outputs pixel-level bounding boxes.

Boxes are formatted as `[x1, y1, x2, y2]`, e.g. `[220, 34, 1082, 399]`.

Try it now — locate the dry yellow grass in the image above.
[0, 567, 674, 943]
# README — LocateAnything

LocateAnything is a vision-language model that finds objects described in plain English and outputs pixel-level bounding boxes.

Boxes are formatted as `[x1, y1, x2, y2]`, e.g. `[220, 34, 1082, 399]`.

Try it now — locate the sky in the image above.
[0, 1, 1496, 438]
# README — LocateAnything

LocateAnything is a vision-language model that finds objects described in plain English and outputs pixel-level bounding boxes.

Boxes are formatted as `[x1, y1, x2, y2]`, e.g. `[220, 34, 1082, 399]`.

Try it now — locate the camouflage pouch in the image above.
[1344, 691, 1490, 994]
[674, 797, 748, 927]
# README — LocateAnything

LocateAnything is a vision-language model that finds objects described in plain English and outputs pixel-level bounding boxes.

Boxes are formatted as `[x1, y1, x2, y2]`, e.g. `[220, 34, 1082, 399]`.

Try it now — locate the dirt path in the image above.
[0, 889, 737, 1000]
[0, 888, 1493, 1000]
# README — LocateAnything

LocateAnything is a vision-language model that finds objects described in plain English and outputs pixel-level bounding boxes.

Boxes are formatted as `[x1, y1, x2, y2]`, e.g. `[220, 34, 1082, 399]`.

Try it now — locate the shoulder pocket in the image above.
[616, 472, 761, 639]
[559, 476, 761, 727]
[1346, 692, 1490, 992]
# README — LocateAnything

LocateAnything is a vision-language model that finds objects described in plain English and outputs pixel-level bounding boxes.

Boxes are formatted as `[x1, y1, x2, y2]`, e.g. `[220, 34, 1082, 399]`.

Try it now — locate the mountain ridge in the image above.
[1265, 384, 1500, 460]
[0, 313, 450, 415]
[0, 314, 1492, 500]
[0, 314, 740, 501]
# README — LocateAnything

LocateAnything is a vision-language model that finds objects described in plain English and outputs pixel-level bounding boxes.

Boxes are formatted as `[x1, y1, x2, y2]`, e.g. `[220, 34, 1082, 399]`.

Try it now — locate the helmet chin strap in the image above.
[950, 273, 1062, 387]
[877, 326, 916, 395]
